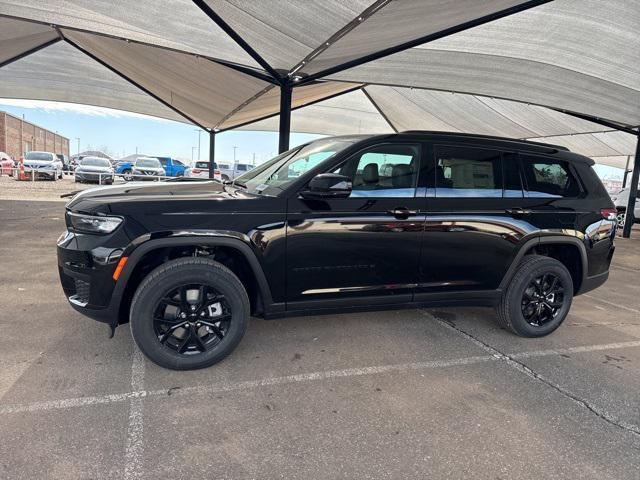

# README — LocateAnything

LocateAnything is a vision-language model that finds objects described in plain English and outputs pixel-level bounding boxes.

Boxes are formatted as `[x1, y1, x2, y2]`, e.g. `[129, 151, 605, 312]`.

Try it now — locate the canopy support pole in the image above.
[622, 156, 631, 188]
[622, 135, 640, 238]
[208, 130, 216, 179]
[278, 83, 292, 153]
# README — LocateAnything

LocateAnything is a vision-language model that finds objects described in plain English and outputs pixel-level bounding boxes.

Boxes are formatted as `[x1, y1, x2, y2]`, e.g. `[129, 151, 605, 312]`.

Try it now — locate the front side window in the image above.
[521, 156, 580, 197]
[333, 144, 420, 198]
[435, 146, 502, 197]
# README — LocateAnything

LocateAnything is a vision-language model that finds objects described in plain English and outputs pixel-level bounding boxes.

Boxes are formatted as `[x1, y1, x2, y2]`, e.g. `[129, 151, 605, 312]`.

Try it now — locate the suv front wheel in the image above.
[130, 257, 249, 370]
[497, 255, 573, 337]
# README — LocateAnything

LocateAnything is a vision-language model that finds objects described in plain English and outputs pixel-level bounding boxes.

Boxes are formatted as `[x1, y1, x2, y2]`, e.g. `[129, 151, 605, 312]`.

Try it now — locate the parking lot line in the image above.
[583, 294, 640, 314]
[123, 348, 146, 480]
[2, 339, 640, 417]
[429, 313, 640, 437]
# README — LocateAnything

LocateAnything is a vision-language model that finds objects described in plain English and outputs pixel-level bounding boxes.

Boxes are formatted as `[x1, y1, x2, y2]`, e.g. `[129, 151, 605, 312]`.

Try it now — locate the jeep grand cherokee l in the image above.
[57, 132, 616, 370]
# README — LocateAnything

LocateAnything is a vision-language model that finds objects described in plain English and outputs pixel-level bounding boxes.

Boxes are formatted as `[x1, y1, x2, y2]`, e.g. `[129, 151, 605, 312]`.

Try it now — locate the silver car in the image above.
[74, 157, 115, 184]
[22, 151, 63, 180]
[610, 186, 640, 228]
[131, 157, 165, 181]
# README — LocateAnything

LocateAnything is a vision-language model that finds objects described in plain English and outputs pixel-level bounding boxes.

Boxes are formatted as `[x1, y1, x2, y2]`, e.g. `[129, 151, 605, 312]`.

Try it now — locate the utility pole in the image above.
[233, 146, 238, 163]
[252, 152, 256, 165]
[194, 129, 202, 160]
[75, 137, 80, 155]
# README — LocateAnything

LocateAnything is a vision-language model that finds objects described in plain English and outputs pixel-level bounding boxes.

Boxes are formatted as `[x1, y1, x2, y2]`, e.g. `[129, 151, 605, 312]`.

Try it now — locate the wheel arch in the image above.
[112, 235, 274, 326]
[499, 236, 588, 294]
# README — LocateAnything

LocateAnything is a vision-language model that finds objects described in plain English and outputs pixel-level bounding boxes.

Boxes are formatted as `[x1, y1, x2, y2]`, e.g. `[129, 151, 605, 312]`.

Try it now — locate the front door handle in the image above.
[506, 208, 532, 216]
[387, 207, 417, 219]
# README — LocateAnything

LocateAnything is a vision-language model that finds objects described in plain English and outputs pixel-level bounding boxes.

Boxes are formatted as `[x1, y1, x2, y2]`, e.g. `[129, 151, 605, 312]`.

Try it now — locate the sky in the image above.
[0, 99, 624, 179]
[0, 99, 322, 165]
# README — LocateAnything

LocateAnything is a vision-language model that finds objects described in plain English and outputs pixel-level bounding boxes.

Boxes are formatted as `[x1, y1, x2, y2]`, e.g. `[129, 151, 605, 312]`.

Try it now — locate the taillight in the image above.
[215, 169, 220, 174]
[601, 208, 617, 221]
[192, 169, 201, 174]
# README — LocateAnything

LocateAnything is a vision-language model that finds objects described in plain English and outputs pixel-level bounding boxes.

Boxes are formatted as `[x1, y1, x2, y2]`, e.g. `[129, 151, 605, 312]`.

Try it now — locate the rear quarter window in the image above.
[521, 155, 580, 198]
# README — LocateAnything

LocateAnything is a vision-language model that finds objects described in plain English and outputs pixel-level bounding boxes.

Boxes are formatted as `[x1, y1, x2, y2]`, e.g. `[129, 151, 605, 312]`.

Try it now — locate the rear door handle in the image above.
[505, 208, 532, 216]
[387, 207, 417, 219]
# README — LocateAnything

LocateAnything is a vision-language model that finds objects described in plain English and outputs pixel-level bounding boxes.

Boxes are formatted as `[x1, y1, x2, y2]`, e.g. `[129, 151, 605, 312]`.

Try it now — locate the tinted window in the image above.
[157, 158, 168, 167]
[435, 146, 502, 197]
[80, 157, 110, 167]
[521, 156, 580, 197]
[195, 161, 210, 169]
[236, 164, 248, 171]
[333, 144, 419, 198]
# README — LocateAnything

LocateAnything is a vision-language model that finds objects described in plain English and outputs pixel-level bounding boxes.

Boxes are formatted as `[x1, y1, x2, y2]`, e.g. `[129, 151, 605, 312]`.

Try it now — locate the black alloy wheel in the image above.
[521, 273, 565, 327]
[153, 284, 231, 355]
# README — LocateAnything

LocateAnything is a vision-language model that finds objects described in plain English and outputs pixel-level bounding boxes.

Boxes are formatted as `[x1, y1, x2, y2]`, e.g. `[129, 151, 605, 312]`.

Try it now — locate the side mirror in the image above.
[300, 173, 352, 199]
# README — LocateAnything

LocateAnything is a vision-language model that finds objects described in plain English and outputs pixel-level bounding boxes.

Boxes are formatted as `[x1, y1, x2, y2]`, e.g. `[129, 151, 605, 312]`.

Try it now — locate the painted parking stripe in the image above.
[2, 340, 640, 416]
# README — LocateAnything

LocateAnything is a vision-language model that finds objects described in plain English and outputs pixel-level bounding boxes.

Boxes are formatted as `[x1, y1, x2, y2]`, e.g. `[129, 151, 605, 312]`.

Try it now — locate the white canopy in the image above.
[0, 0, 637, 167]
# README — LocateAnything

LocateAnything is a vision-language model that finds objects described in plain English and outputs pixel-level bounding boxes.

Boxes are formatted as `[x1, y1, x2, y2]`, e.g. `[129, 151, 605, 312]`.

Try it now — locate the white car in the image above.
[184, 161, 221, 180]
[217, 162, 254, 181]
[22, 151, 63, 180]
[610, 186, 640, 228]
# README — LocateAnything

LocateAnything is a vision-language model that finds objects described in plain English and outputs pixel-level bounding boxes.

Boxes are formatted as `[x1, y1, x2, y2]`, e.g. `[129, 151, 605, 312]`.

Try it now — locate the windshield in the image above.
[25, 152, 54, 161]
[136, 158, 161, 168]
[195, 161, 210, 169]
[235, 139, 355, 195]
[80, 157, 111, 167]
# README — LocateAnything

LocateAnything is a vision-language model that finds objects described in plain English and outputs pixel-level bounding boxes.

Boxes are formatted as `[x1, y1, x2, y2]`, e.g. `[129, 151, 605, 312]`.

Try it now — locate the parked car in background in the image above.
[116, 156, 185, 180]
[22, 151, 63, 180]
[184, 161, 221, 180]
[0, 152, 15, 176]
[610, 186, 640, 228]
[75, 156, 115, 184]
[58, 132, 616, 370]
[131, 157, 165, 181]
[217, 162, 254, 181]
[157, 157, 187, 177]
[58, 154, 73, 174]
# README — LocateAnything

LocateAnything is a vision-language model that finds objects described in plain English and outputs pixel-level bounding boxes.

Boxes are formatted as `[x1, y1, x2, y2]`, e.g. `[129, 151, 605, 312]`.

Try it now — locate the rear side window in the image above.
[521, 156, 580, 197]
[435, 146, 502, 197]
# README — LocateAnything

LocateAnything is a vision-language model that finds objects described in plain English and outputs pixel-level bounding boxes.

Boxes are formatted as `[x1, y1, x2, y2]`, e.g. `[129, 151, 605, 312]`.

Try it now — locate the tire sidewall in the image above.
[507, 259, 573, 337]
[130, 260, 249, 370]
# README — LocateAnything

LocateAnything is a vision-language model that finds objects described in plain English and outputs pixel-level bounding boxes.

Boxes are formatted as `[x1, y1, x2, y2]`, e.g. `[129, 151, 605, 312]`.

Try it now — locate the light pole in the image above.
[75, 137, 80, 155]
[233, 146, 238, 163]
[194, 129, 202, 160]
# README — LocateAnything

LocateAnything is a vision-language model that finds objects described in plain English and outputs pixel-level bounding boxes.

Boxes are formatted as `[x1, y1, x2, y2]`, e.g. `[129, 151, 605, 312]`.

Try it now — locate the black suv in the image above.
[57, 132, 616, 370]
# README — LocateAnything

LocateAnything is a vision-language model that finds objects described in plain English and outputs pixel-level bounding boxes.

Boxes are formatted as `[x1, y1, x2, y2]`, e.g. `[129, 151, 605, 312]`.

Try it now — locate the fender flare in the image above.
[498, 235, 588, 292]
[112, 234, 274, 310]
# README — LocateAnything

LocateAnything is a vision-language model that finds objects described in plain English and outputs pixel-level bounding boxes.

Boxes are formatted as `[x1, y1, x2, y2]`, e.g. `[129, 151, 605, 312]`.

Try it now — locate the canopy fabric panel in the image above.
[329, 0, 640, 127]
[301, 0, 525, 76]
[239, 89, 394, 135]
[0, 0, 257, 66]
[538, 131, 638, 159]
[62, 30, 270, 129]
[0, 17, 58, 64]
[203, 0, 374, 70]
[0, 40, 184, 122]
[219, 81, 363, 130]
[593, 156, 634, 170]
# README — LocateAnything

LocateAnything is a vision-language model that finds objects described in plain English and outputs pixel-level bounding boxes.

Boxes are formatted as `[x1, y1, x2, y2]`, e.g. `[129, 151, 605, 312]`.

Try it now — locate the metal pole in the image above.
[278, 83, 292, 154]
[622, 156, 631, 188]
[195, 129, 202, 160]
[622, 136, 640, 238]
[208, 131, 216, 179]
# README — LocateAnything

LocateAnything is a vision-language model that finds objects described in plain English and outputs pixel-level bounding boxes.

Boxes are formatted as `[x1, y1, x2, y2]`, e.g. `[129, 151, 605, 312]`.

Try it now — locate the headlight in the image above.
[68, 212, 123, 234]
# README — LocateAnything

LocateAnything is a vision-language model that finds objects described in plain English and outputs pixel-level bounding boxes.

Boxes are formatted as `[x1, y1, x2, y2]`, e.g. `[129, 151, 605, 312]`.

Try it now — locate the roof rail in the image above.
[400, 130, 570, 151]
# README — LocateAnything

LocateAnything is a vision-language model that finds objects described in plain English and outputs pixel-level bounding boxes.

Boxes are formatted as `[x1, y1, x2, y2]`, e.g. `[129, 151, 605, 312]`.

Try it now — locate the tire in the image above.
[616, 208, 626, 229]
[496, 255, 573, 337]
[130, 257, 250, 370]
[222, 174, 230, 182]
[122, 169, 132, 181]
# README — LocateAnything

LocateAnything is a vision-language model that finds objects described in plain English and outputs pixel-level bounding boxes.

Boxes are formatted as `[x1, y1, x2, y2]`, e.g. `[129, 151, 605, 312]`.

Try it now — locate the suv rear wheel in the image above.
[130, 257, 249, 370]
[497, 255, 573, 337]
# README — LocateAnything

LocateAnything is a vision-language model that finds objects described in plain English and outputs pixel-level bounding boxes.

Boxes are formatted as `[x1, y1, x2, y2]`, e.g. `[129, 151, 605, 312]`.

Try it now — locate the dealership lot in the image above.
[0, 199, 639, 479]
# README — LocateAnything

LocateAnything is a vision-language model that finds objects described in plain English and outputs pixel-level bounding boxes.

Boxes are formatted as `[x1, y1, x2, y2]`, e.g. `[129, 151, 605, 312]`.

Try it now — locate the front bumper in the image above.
[75, 172, 114, 183]
[57, 228, 130, 325]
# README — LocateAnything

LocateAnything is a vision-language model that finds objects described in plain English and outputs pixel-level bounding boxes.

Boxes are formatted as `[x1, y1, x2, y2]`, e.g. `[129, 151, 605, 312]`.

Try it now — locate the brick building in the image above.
[0, 111, 70, 159]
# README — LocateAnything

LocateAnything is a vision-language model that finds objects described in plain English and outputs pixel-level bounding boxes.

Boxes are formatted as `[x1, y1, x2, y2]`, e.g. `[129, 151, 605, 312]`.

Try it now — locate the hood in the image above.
[66, 179, 239, 210]
[133, 166, 164, 171]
